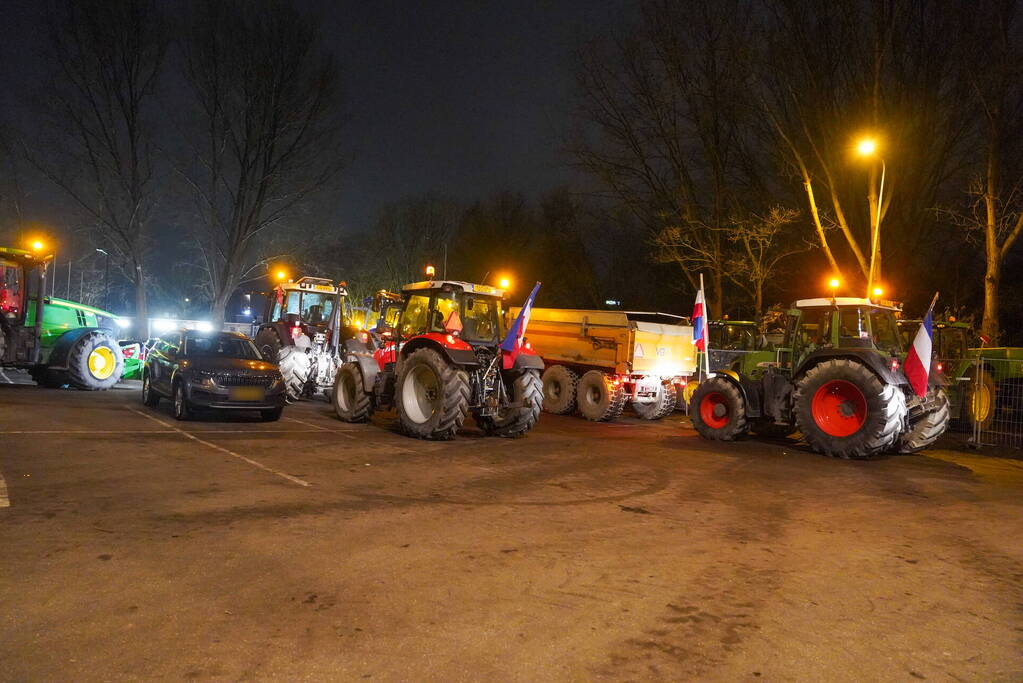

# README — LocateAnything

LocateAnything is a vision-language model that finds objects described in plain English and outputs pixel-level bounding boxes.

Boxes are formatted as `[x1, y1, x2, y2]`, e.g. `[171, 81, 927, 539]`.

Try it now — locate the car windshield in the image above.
[184, 334, 261, 359]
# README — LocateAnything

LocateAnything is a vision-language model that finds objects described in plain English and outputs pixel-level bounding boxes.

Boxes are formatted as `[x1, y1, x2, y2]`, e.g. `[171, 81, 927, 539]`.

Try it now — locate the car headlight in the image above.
[191, 369, 219, 389]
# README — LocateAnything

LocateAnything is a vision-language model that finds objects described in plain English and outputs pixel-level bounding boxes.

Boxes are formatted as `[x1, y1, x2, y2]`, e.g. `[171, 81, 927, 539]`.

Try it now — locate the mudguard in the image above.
[712, 371, 763, 419]
[45, 327, 103, 369]
[401, 335, 480, 368]
[794, 349, 902, 386]
[512, 352, 544, 371]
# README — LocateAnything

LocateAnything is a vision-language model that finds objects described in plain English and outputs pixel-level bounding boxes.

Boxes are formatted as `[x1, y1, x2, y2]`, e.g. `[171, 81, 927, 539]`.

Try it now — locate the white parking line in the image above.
[0, 468, 9, 508]
[284, 415, 358, 439]
[127, 408, 311, 487]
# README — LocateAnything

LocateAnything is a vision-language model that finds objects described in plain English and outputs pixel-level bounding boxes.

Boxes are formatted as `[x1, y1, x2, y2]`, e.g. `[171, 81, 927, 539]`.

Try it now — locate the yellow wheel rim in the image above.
[970, 382, 992, 422]
[88, 347, 116, 380]
[683, 380, 700, 404]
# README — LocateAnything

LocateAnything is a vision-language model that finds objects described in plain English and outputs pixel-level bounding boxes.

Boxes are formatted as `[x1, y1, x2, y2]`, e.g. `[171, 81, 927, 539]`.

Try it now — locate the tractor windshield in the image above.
[937, 327, 968, 359]
[863, 308, 902, 355]
[460, 295, 501, 343]
[279, 290, 335, 325]
[711, 324, 758, 351]
[1, 258, 22, 318]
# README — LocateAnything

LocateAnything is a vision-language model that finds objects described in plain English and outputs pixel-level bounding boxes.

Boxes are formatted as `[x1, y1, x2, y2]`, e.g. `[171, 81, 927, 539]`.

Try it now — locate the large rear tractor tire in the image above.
[396, 348, 470, 440]
[632, 383, 679, 420]
[333, 362, 374, 423]
[897, 387, 950, 453]
[478, 369, 543, 437]
[541, 365, 578, 415]
[67, 330, 124, 390]
[576, 370, 626, 422]
[277, 345, 310, 403]
[690, 376, 749, 440]
[793, 359, 906, 459]
[964, 368, 996, 430]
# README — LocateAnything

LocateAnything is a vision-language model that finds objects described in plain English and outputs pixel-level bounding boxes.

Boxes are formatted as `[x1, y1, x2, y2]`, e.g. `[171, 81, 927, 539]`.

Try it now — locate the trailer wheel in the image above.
[67, 330, 124, 390]
[396, 347, 470, 440]
[333, 362, 373, 423]
[896, 387, 950, 453]
[277, 345, 310, 403]
[478, 370, 543, 437]
[690, 376, 749, 440]
[632, 383, 679, 420]
[541, 365, 578, 414]
[793, 359, 906, 459]
[576, 370, 626, 422]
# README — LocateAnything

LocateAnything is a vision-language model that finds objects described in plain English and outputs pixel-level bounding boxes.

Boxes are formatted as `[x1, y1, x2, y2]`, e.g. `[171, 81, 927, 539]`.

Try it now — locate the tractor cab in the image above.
[266, 277, 345, 331]
[898, 319, 972, 360]
[394, 280, 506, 347]
[779, 297, 902, 368]
[0, 247, 48, 365]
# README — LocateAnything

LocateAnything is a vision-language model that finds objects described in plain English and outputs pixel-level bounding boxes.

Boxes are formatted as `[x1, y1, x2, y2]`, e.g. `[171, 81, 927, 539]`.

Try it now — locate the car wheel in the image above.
[142, 373, 160, 407]
[173, 382, 193, 421]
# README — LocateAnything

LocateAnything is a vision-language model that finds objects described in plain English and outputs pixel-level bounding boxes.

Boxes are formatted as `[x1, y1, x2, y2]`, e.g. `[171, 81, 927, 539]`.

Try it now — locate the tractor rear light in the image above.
[891, 358, 900, 371]
[446, 334, 456, 344]
[524, 341, 532, 350]
[936, 362, 944, 373]
[359, 331, 370, 343]
[291, 326, 302, 339]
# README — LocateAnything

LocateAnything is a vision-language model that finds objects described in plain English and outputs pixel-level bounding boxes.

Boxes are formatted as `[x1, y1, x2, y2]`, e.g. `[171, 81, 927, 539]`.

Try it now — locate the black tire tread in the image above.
[397, 348, 470, 440]
[333, 362, 374, 423]
[479, 370, 543, 437]
[897, 388, 950, 453]
[67, 330, 124, 390]
[793, 359, 906, 459]
[541, 365, 579, 415]
[632, 383, 679, 420]
[690, 376, 749, 440]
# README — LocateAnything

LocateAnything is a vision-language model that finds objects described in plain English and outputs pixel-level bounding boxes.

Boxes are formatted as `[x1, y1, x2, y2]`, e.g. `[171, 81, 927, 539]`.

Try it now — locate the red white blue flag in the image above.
[904, 308, 933, 398]
[501, 282, 541, 352]
[692, 287, 707, 352]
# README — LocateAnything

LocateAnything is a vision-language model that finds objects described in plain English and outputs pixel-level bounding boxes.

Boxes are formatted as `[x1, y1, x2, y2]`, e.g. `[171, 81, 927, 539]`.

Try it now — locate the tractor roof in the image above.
[899, 319, 971, 329]
[402, 280, 505, 297]
[794, 296, 901, 311]
[0, 246, 49, 265]
[278, 276, 343, 294]
[710, 319, 757, 326]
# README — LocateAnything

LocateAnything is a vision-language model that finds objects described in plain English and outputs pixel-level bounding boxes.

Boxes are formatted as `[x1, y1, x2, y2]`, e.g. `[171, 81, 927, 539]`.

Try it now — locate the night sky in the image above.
[1, 0, 630, 231]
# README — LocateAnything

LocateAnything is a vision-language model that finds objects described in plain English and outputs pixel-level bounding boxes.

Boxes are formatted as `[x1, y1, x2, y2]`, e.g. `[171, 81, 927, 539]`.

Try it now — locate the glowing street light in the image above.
[856, 138, 877, 157]
[498, 276, 511, 290]
[275, 269, 287, 281]
[829, 277, 840, 298]
[872, 286, 884, 298]
[856, 136, 886, 297]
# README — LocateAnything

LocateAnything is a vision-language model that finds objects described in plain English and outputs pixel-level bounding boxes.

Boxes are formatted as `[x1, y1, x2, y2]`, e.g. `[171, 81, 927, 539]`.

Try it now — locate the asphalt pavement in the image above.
[1, 371, 1022, 681]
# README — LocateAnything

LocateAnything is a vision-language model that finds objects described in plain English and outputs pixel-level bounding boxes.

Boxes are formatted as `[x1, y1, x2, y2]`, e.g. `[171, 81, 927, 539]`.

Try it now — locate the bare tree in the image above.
[724, 206, 808, 315]
[178, 0, 343, 326]
[370, 195, 462, 288]
[569, 0, 764, 316]
[960, 0, 1023, 341]
[28, 0, 167, 332]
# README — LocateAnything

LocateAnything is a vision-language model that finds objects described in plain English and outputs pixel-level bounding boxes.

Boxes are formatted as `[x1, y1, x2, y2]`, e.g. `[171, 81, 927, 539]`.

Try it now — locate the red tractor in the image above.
[332, 279, 544, 440]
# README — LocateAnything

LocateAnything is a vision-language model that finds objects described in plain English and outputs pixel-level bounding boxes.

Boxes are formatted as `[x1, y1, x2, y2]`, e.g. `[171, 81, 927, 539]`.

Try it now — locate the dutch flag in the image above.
[904, 305, 935, 398]
[501, 282, 541, 352]
[692, 287, 707, 352]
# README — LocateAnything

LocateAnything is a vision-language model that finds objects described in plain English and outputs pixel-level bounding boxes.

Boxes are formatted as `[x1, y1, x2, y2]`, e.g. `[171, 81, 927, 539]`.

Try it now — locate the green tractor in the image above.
[691, 297, 949, 458]
[706, 319, 762, 372]
[1, 246, 126, 389]
[897, 319, 1023, 430]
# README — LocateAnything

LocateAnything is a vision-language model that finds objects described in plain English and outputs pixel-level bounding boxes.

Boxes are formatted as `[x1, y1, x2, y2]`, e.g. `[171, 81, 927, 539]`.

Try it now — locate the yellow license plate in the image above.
[229, 386, 265, 401]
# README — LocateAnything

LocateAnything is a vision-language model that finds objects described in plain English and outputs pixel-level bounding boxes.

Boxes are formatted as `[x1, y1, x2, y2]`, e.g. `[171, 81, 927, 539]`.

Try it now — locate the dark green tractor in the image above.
[691, 297, 949, 458]
[897, 319, 1023, 430]
[1, 246, 126, 389]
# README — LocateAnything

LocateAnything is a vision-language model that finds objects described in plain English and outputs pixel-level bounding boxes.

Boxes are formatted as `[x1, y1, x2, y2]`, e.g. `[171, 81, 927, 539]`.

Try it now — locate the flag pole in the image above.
[700, 273, 710, 379]
[925, 291, 940, 317]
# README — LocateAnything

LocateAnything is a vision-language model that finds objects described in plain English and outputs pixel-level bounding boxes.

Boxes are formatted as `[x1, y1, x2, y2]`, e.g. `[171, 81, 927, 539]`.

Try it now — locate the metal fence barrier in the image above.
[940, 356, 1023, 450]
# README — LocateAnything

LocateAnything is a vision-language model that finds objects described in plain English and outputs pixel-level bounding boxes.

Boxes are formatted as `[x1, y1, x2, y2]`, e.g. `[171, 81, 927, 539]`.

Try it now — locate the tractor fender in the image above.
[45, 327, 104, 369]
[711, 371, 763, 419]
[401, 335, 480, 368]
[254, 323, 290, 348]
[511, 351, 544, 371]
[794, 349, 901, 386]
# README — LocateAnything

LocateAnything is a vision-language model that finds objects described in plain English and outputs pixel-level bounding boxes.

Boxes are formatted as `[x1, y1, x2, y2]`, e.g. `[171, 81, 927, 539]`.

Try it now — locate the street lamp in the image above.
[856, 137, 885, 297]
[829, 277, 840, 299]
[498, 276, 511, 290]
[96, 248, 110, 310]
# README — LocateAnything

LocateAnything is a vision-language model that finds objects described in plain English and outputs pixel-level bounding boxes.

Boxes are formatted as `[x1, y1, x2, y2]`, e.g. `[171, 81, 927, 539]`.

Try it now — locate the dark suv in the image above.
[142, 329, 287, 421]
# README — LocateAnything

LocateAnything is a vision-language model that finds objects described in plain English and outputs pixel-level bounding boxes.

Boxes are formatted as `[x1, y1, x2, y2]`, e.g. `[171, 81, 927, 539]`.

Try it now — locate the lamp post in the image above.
[856, 138, 885, 297]
[96, 248, 110, 310]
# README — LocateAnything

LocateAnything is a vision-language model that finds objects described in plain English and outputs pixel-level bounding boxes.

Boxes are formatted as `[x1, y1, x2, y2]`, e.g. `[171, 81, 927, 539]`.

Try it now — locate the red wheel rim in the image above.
[811, 380, 867, 437]
[700, 391, 730, 429]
